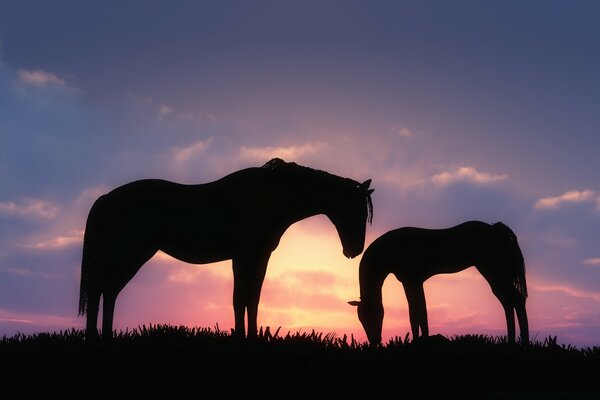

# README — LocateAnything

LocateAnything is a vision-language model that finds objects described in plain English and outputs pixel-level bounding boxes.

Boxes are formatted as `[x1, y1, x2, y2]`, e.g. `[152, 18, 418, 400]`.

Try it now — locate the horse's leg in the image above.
[404, 281, 427, 340]
[100, 248, 154, 341]
[232, 257, 248, 338]
[246, 253, 270, 340]
[85, 286, 101, 341]
[419, 285, 429, 337]
[102, 291, 117, 340]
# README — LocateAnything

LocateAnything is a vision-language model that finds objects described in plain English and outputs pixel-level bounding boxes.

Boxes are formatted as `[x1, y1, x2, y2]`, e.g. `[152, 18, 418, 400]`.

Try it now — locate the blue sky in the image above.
[0, 1, 599, 345]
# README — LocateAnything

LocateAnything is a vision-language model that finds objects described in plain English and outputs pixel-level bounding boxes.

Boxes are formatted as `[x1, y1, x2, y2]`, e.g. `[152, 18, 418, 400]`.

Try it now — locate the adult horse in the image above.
[79, 158, 373, 340]
[349, 221, 529, 345]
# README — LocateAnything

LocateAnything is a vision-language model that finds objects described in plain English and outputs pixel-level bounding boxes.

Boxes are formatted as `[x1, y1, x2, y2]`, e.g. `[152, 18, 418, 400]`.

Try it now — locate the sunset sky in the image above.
[1, 1, 599, 346]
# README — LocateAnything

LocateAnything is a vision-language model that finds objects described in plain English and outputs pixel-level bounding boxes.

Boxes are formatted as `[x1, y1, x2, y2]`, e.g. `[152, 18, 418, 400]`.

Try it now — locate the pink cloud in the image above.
[529, 281, 600, 302]
[431, 166, 509, 186]
[171, 138, 212, 163]
[534, 189, 596, 210]
[239, 142, 328, 163]
[17, 69, 67, 87]
[583, 258, 600, 267]
[0, 198, 59, 220]
[0, 308, 82, 334]
[23, 230, 83, 250]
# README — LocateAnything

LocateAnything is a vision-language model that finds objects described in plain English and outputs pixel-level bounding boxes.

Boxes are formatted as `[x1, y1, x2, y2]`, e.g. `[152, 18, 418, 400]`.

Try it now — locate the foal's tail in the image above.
[78, 197, 104, 316]
[493, 222, 528, 299]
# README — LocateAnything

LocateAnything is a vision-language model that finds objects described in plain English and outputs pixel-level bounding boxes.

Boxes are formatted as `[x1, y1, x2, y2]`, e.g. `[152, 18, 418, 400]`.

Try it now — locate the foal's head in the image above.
[348, 298, 383, 345]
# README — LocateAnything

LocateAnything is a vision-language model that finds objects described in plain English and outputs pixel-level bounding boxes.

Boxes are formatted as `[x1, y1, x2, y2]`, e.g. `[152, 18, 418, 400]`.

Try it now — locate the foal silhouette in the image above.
[79, 158, 374, 340]
[349, 221, 529, 345]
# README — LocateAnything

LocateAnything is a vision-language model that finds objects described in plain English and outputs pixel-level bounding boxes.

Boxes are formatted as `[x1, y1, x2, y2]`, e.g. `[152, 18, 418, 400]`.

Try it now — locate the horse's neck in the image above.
[276, 180, 332, 224]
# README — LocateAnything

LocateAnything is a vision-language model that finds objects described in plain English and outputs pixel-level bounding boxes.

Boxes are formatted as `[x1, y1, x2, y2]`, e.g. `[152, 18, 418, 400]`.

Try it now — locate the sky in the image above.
[0, 1, 599, 346]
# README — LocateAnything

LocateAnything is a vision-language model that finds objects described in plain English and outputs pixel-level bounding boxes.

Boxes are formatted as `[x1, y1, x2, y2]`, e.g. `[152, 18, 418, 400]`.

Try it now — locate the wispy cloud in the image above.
[171, 138, 213, 163]
[23, 230, 83, 250]
[0, 199, 58, 220]
[583, 258, 600, 267]
[396, 126, 414, 138]
[0, 308, 81, 329]
[17, 69, 66, 87]
[239, 142, 328, 162]
[158, 104, 174, 118]
[534, 190, 596, 210]
[431, 166, 508, 186]
[530, 282, 600, 302]
[128, 92, 153, 105]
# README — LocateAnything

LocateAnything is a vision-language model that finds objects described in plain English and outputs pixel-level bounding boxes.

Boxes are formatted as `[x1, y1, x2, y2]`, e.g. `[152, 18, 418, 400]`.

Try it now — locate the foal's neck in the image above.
[359, 262, 388, 304]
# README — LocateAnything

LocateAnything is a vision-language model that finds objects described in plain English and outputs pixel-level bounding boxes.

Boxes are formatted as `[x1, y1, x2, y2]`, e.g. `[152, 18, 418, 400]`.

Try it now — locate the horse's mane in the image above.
[262, 158, 373, 223]
[493, 222, 527, 298]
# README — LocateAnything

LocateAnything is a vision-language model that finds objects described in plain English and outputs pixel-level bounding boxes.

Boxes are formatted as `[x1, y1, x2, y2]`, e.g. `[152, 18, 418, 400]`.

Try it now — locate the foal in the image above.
[350, 221, 529, 345]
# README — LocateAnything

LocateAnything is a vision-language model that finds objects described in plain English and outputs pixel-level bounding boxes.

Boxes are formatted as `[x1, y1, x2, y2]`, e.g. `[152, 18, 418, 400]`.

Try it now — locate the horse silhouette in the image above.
[349, 221, 529, 345]
[79, 158, 374, 340]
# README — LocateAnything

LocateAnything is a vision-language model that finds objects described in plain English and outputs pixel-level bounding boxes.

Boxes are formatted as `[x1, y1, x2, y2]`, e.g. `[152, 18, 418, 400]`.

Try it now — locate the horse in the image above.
[79, 158, 374, 340]
[349, 221, 529, 345]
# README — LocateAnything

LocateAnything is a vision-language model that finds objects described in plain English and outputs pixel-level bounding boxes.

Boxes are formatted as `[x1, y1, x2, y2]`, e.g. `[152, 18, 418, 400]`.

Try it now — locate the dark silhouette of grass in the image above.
[1, 325, 598, 396]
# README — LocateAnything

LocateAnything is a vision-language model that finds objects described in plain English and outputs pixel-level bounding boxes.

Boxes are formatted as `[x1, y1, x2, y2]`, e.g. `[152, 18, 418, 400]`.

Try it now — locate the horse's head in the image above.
[348, 299, 383, 345]
[327, 179, 374, 259]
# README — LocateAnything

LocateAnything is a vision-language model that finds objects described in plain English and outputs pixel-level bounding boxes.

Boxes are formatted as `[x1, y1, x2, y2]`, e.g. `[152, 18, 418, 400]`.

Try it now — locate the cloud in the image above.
[158, 104, 174, 118]
[583, 258, 600, 267]
[23, 230, 83, 250]
[534, 190, 596, 210]
[0, 199, 59, 220]
[171, 138, 213, 163]
[128, 92, 153, 105]
[431, 166, 509, 186]
[530, 282, 600, 302]
[239, 142, 328, 163]
[17, 69, 66, 87]
[396, 126, 414, 137]
[0, 308, 81, 332]
[2, 267, 58, 280]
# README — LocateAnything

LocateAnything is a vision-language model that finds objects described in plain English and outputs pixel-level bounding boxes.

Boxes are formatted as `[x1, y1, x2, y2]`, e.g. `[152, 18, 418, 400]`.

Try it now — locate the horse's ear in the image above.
[367, 189, 374, 196]
[360, 179, 372, 190]
[348, 300, 361, 307]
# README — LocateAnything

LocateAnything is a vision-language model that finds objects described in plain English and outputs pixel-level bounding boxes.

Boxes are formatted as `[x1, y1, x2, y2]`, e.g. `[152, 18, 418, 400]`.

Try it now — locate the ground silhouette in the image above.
[350, 221, 529, 345]
[79, 158, 374, 340]
[1, 326, 598, 396]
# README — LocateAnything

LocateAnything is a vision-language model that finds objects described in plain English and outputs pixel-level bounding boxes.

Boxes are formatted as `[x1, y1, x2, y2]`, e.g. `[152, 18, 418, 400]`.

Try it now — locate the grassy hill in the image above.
[1, 324, 598, 397]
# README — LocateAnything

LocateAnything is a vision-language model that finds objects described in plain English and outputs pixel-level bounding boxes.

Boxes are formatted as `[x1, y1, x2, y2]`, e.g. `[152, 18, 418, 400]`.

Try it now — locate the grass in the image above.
[1, 325, 599, 395]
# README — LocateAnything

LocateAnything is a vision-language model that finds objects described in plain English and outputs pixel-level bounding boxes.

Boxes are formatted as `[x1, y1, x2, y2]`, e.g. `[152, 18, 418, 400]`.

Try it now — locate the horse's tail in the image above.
[493, 222, 527, 299]
[78, 196, 104, 316]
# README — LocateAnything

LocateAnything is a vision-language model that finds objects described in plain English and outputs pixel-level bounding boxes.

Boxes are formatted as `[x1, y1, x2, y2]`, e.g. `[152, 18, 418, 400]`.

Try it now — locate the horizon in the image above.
[1, 1, 599, 347]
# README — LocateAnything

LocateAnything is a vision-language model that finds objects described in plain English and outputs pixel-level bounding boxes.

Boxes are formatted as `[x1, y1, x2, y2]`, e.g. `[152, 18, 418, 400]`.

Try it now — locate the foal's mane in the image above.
[262, 158, 373, 223]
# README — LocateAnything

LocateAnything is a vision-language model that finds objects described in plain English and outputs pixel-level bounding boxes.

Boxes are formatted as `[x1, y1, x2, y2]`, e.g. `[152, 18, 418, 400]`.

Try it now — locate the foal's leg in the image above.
[404, 281, 428, 339]
[489, 281, 517, 343]
[515, 298, 529, 345]
[502, 302, 516, 343]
